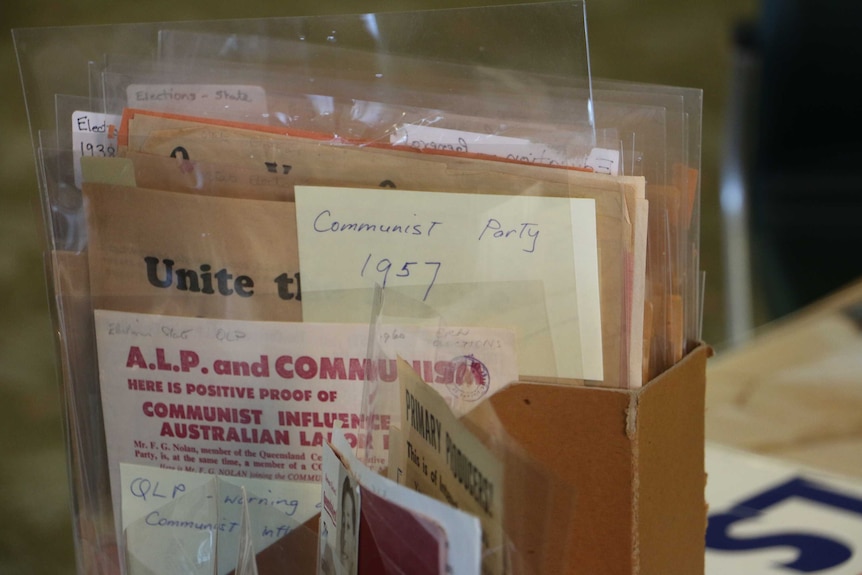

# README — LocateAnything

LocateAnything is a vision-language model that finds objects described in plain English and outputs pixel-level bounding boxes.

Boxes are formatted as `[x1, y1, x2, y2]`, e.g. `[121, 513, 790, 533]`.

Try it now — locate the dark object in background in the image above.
[748, 0, 862, 320]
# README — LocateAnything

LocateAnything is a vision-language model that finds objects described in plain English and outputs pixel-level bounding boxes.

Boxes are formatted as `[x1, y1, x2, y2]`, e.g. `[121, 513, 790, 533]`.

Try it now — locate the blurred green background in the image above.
[1, 0, 756, 572]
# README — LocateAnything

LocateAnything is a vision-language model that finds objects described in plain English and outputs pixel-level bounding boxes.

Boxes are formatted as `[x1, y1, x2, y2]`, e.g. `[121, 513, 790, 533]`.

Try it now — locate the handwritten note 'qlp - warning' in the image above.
[294, 185, 602, 382]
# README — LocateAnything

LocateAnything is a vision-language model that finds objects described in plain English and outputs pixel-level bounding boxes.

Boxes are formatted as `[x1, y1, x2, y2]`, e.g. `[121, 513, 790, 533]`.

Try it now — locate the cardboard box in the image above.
[257, 344, 711, 574]
[464, 343, 711, 575]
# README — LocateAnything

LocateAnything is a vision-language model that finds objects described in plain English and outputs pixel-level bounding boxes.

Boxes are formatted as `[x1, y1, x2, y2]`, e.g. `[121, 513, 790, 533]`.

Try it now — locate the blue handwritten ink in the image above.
[423, 261, 441, 301]
[129, 477, 187, 501]
[262, 524, 293, 539]
[477, 219, 540, 253]
[223, 491, 300, 517]
[145, 510, 239, 533]
[360, 254, 442, 301]
[312, 210, 442, 237]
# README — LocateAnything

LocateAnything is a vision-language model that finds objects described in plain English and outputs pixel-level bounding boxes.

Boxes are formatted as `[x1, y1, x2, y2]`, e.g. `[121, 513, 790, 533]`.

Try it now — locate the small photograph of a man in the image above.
[336, 471, 359, 575]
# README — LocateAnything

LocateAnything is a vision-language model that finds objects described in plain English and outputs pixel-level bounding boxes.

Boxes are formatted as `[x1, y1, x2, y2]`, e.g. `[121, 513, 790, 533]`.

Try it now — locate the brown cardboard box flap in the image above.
[636, 343, 711, 575]
[465, 343, 711, 574]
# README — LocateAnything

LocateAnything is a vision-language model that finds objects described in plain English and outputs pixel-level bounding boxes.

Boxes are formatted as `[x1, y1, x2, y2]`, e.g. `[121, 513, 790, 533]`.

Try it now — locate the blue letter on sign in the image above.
[707, 477, 862, 572]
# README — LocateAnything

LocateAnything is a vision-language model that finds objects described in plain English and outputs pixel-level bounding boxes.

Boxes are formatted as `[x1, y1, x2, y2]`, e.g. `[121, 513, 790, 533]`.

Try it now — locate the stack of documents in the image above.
[14, 3, 703, 573]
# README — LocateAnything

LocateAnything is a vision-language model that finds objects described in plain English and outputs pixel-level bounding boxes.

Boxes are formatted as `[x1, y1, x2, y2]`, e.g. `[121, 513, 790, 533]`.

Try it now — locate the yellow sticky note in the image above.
[295, 185, 602, 381]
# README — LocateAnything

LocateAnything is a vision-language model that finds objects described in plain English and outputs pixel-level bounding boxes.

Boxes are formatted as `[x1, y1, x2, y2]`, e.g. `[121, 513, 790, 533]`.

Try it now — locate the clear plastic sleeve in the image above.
[13, 3, 702, 573]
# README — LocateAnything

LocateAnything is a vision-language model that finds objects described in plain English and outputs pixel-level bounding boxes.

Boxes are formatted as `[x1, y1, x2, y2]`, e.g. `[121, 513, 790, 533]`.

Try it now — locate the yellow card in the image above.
[295, 185, 601, 381]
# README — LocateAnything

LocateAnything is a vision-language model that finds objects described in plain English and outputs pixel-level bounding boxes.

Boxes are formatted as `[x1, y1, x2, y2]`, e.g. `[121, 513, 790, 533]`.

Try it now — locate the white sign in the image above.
[706, 443, 862, 574]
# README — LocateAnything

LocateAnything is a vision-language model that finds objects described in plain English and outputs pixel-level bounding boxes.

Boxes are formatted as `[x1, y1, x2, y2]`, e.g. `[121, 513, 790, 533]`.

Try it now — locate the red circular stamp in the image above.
[447, 354, 491, 402]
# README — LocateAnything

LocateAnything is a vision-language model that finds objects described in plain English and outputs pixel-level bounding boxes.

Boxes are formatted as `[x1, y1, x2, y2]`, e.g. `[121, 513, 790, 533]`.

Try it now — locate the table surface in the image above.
[705, 277, 862, 481]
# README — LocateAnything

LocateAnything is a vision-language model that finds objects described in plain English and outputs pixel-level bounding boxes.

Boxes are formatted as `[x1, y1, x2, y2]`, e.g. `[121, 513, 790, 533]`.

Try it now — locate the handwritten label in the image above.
[120, 462, 310, 530]
[295, 185, 602, 381]
[126, 84, 268, 116]
[391, 124, 619, 175]
[72, 111, 121, 188]
[584, 147, 620, 176]
[121, 462, 314, 574]
[392, 124, 528, 155]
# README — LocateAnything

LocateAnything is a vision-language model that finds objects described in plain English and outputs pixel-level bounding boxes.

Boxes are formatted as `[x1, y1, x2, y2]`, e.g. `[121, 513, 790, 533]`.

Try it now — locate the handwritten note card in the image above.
[295, 186, 602, 381]
[121, 462, 316, 575]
